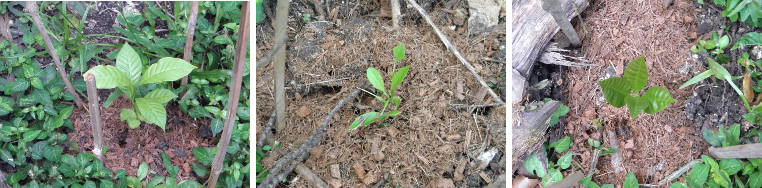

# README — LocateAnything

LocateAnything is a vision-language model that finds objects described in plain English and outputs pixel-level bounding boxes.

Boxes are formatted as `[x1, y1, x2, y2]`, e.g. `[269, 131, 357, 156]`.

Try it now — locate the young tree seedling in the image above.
[84, 43, 196, 131]
[350, 43, 410, 130]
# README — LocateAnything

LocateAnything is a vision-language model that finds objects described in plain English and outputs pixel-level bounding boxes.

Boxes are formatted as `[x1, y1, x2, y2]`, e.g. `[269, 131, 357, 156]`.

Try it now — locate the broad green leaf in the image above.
[579, 177, 601, 188]
[599, 77, 632, 108]
[393, 96, 401, 109]
[703, 129, 722, 147]
[349, 112, 381, 130]
[0, 149, 13, 167]
[192, 163, 208, 177]
[31, 141, 45, 160]
[144, 89, 177, 104]
[624, 171, 638, 188]
[625, 96, 649, 118]
[669, 182, 687, 188]
[366, 68, 386, 94]
[116, 43, 143, 85]
[727, 123, 741, 146]
[120, 109, 141, 129]
[548, 136, 572, 153]
[390, 65, 409, 91]
[148, 177, 165, 187]
[750, 172, 762, 188]
[136, 98, 167, 131]
[713, 170, 731, 188]
[393, 43, 405, 62]
[542, 168, 563, 186]
[85, 65, 131, 89]
[23, 130, 41, 142]
[703, 155, 719, 172]
[211, 118, 223, 137]
[719, 158, 743, 175]
[642, 87, 675, 114]
[718, 35, 730, 48]
[680, 70, 714, 89]
[521, 152, 546, 178]
[139, 58, 196, 85]
[192, 147, 217, 166]
[624, 56, 648, 93]
[689, 163, 709, 187]
[43, 145, 63, 161]
[550, 104, 570, 126]
[558, 152, 572, 169]
[138, 162, 148, 180]
[30, 77, 42, 89]
[6, 78, 30, 94]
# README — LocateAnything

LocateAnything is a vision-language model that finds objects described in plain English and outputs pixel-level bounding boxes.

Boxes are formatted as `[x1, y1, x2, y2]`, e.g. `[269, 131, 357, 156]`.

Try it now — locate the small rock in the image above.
[331, 164, 341, 178]
[475, 148, 498, 170]
[752, 46, 762, 60]
[387, 126, 399, 137]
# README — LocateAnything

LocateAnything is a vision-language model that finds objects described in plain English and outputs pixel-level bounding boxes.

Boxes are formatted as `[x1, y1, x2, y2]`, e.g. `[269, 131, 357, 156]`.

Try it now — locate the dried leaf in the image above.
[744, 72, 754, 103]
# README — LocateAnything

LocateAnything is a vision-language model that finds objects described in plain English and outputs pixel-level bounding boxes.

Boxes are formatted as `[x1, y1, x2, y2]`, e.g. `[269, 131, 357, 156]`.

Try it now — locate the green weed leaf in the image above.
[139, 57, 196, 85]
[393, 43, 405, 62]
[211, 118, 223, 137]
[733, 32, 762, 49]
[192, 163, 209, 177]
[548, 136, 572, 153]
[703, 155, 719, 172]
[116, 43, 143, 85]
[750, 172, 762, 188]
[85, 65, 131, 89]
[390, 65, 409, 92]
[350, 112, 381, 130]
[558, 152, 572, 169]
[719, 158, 743, 175]
[120, 109, 141, 129]
[680, 70, 713, 89]
[521, 152, 546, 178]
[192, 147, 217, 166]
[143, 89, 177, 104]
[136, 98, 167, 131]
[138, 162, 148, 181]
[623, 171, 638, 188]
[543, 168, 563, 186]
[367, 68, 386, 94]
[669, 182, 686, 188]
[624, 56, 648, 93]
[23, 130, 41, 142]
[599, 77, 631, 108]
[689, 163, 709, 186]
[642, 87, 675, 114]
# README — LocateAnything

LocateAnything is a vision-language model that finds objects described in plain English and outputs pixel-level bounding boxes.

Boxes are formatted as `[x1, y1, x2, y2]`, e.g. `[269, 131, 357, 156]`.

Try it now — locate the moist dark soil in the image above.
[256, 0, 506, 187]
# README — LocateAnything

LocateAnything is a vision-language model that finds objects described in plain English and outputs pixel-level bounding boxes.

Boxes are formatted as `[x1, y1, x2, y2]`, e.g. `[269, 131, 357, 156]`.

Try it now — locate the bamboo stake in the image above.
[207, 2, 249, 187]
[180, 2, 199, 86]
[274, 0, 290, 132]
[84, 74, 104, 162]
[26, 1, 85, 108]
[404, 0, 505, 105]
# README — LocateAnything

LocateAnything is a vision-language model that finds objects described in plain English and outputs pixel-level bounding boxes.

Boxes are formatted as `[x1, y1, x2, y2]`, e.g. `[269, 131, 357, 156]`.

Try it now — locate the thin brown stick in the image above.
[295, 164, 329, 187]
[256, 111, 277, 149]
[255, 35, 287, 69]
[274, 0, 291, 132]
[84, 74, 104, 162]
[206, 2, 249, 188]
[404, 0, 505, 105]
[180, 2, 199, 86]
[26, 1, 85, 108]
[260, 83, 365, 187]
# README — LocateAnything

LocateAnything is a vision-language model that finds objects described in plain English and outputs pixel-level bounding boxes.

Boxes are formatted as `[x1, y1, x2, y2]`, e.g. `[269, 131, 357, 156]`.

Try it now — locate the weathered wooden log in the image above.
[512, 100, 561, 173]
[512, 0, 589, 77]
[709, 143, 762, 159]
[512, 68, 526, 103]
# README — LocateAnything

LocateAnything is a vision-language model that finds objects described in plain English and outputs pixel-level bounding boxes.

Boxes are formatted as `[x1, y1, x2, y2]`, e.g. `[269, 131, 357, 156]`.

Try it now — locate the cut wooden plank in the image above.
[512, 100, 561, 173]
[709, 143, 762, 158]
[512, 0, 589, 77]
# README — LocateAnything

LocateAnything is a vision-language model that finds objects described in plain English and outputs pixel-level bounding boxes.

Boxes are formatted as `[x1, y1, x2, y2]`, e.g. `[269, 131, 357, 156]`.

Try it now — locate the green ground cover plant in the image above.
[699, 0, 762, 28]
[85, 43, 196, 131]
[599, 56, 676, 118]
[350, 43, 410, 130]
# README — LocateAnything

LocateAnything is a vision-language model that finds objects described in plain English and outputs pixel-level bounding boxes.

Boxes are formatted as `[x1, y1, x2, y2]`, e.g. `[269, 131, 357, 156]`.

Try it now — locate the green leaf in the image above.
[624, 95, 649, 118]
[703, 129, 723, 147]
[719, 159, 743, 175]
[192, 163, 208, 177]
[548, 136, 572, 153]
[708, 57, 750, 110]
[557, 152, 572, 169]
[211, 118, 223, 137]
[669, 182, 686, 188]
[139, 57, 196, 85]
[703, 155, 719, 172]
[642, 87, 675, 114]
[136, 98, 167, 131]
[390, 65, 410, 92]
[144, 89, 177, 104]
[367, 67, 386, 94]
[718, 35, 730, 48]
[85, 65, 132, 89]
[521, 152, 546, 178]
[30, 77, 42, 89]
[713, 170, 731, 188]
[624, 56, 648, 93]
[148, 177, 165, 187]
[6, 78, 30, 94]
[542, 168, 563, 186]
[689, 163, 709, 187]
[138, 162, 148, 180]
[116, 43, 143, 85]
[0, 149, 13, 167]
[599, 77, 632, 108]
[103, 89, 123, 108]
[680, 70, 714, 89]
[579, 177, 601, 188]
[43, 145, 63, 161]
[623, 171, 638, 188]
[393, 44, 405, 62]
[192, 147, 216, 166]
[733, 32, 762, 50]
[750, 172, 762, 188]
[23, 130, 41, 142]
[349, 112, 382, 130]
[120, 109, 141, 129]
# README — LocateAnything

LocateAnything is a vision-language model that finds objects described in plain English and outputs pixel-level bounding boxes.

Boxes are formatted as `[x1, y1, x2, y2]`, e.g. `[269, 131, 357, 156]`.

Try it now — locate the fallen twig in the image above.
[256, 111, 277, 149]
[640, 159, 701, 187]
[709, 143, 762, 158]
[295, 164, 328, 187]
[26, 1, 85, 108]
[405, 0, 505, 105]
[260, 83, 365, 187]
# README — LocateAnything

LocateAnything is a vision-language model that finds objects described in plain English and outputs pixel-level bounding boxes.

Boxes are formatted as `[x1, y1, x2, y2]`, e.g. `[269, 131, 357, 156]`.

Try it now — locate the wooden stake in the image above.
[207, 1, 249, 187]
[180, 2, 199, 86]
[274, 0, 290, 132]
[84, 74, 104, 162]
[541, 0, 581, 46]
[391, 0, 401, 28]
[26, 1, 85, 108]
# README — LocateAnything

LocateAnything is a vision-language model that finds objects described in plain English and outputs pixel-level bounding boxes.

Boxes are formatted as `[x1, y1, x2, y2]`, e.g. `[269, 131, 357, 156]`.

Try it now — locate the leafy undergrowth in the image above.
[0, 1, 248, 187]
